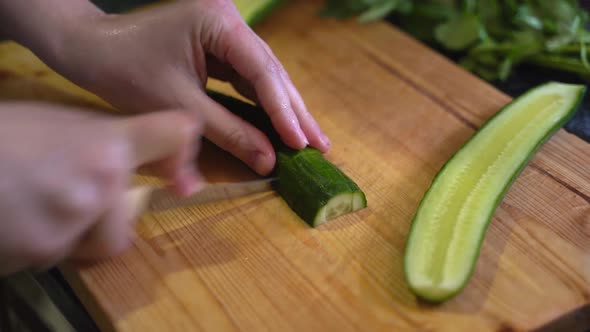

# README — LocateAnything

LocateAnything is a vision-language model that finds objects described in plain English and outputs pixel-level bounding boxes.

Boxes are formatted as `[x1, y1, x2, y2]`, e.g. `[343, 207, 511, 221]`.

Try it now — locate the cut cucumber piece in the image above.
[404, 82, 586, 302]
[233, 0, 284, 26]
[206, 91, 367, 227]
[275, 148, 367, 226]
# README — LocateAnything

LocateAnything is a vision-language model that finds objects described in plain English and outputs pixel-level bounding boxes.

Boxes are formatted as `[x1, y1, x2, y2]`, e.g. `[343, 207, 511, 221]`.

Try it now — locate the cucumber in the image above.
[233, 0, 284, 26]
[275, 148, 366, 226]
[404, 81, 586, 302]
[207, 91, 367, 227]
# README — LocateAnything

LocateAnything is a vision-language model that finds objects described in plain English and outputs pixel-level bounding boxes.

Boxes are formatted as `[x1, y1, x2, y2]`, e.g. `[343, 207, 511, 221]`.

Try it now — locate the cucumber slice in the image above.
[233, 0, 284, 26]
[404, 82, 586, 302]
[206, 91, 367, 227]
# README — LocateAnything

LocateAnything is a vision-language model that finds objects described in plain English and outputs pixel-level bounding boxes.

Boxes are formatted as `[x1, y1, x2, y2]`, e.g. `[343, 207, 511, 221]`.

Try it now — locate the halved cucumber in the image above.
[404, 82, 586, 302]
[207, 91, 367, 227]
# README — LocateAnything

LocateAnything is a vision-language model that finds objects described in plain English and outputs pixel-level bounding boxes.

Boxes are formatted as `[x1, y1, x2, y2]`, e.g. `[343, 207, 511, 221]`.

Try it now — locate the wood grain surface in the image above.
[0, 1, 589, 331]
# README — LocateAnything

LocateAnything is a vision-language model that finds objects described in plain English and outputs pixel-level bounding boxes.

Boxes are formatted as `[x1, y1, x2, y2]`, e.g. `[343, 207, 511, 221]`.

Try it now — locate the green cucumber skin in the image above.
[243, 0, 285, 26]
[403, 82, 587, 303]
[275, 148, 366, 226]
[207, 91, 366, 227]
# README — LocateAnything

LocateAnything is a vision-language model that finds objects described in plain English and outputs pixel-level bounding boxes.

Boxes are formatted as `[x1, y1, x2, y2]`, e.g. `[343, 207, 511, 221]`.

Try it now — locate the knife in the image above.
[126, 178, 277, 216]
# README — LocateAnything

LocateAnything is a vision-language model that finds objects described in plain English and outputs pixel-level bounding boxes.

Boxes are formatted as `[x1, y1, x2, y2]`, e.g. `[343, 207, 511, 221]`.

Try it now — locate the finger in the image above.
[68, 186, 154, 262]
[280, 72, 330, 152]
[137, 138, 204, 196]
[192, 92, 276, 175]
[254, 36, 331, 152]
[207, 48, 330, 152]
[70, 198, 136, 261]
[209, 20, 308, 149]
[122, 110, 205, 195]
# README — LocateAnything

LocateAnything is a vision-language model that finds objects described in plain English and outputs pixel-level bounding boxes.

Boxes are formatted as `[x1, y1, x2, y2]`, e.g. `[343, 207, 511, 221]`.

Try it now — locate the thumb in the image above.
[121, 110, 204, 194]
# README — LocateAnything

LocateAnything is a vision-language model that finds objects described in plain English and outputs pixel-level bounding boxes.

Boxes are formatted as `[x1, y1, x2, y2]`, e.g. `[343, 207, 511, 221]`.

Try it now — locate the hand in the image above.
[40, 0, 331, 183]
[0, 102, 200, 275]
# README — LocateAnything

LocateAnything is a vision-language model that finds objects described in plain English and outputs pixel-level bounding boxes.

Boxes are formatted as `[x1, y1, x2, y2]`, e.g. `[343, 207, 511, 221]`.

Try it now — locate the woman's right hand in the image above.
[0, 102, 201, 276]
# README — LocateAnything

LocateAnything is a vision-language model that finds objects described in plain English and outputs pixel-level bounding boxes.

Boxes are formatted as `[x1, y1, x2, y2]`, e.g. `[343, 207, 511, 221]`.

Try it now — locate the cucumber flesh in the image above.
[404, 82, 586, 302]
[316, 192, 367, 225]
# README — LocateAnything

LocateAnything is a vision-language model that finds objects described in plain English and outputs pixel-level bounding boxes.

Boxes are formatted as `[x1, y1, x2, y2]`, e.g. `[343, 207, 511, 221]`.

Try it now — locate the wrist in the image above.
[35, 3, 105, 71]
[0, 0, 104, 66]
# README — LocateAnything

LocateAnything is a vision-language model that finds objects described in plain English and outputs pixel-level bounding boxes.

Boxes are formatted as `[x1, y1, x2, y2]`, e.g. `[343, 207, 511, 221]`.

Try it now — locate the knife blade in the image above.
[126, 178, 277, 215]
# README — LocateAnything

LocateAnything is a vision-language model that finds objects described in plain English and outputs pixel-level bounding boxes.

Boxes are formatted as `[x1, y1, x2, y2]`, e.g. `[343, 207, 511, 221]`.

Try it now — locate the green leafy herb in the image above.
[320, 0, 590, 82]
[434, 13, 481, 50]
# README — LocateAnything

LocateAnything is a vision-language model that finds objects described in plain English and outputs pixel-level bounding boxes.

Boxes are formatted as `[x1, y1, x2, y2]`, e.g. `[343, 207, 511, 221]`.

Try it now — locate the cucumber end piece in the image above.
[405, 273, 465, 303]
[313, 192, 367, 226]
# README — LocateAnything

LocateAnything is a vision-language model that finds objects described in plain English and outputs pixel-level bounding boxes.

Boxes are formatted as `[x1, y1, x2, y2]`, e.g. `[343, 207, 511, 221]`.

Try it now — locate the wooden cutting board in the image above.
[1, 1, 589, 331]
